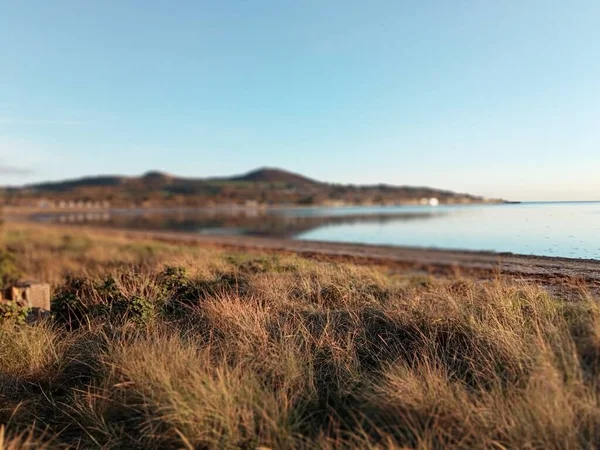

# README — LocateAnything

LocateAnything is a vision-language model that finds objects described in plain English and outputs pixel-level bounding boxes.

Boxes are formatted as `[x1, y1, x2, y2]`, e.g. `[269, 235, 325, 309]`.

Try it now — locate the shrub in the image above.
[51, 276, 91, 329]
[53, 275, 156, 328]
[0, 301, 29, 324]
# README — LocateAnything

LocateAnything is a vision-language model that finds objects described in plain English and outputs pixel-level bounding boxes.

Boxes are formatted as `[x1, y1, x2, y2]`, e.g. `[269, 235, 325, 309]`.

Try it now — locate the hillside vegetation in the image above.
[1, 167, 499, 208]
[0, 224, 598, 448]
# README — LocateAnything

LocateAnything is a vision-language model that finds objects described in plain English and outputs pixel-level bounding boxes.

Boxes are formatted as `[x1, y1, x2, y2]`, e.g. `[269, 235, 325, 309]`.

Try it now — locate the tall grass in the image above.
[0, 224, 599, 448]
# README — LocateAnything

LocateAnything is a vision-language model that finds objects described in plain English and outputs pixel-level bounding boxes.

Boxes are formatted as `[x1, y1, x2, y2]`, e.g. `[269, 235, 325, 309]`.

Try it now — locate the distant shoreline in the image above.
[2, 201, 519, 217]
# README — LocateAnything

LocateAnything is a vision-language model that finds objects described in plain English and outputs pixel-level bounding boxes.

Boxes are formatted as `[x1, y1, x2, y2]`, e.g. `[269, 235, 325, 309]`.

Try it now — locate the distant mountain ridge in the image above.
[1, 167, 504, 208]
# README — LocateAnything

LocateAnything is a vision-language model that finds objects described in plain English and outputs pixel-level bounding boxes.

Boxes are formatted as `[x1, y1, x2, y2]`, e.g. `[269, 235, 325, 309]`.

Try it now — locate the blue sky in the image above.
[1, 1, 599, 201]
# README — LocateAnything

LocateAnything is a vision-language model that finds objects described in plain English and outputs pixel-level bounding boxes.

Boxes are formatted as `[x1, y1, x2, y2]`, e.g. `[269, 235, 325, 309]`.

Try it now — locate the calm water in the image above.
[36, 202, 600, 259]
[296, 202, 600, 259]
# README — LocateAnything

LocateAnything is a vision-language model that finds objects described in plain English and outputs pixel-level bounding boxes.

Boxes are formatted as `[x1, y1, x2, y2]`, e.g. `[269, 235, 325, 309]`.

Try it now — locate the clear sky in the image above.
[1, 1, 599, 201]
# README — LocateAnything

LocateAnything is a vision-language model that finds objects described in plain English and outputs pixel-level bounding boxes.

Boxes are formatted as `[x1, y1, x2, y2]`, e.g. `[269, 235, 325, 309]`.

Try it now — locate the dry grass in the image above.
[1, 223, 599, 448]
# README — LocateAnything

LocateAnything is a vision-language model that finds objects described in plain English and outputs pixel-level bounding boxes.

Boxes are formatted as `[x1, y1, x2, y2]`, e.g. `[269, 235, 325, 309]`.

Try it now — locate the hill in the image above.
[30, 175, 126, 192]
[0, 167, 503, 208]
[229, 167, 320, 185]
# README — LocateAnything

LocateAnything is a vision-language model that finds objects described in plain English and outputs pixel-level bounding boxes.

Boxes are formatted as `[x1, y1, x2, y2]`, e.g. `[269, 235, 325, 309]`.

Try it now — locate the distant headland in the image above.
[0, 167, 508, 209]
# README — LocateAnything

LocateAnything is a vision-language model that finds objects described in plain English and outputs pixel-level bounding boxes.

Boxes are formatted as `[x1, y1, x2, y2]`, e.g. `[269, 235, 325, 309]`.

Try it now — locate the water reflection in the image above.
[35, 207, 448, 238]
[32, 203, 600, 259]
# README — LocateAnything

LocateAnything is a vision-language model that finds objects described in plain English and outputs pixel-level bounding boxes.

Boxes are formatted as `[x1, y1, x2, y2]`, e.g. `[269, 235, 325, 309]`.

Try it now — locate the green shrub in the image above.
[51, 276, 90, 329]
[53, 275, 156, 328]
[159, 266, 189, 292]
[128, 296, 154, 325]
[0, 301, 30, 324]
[158, 265, 202, 310]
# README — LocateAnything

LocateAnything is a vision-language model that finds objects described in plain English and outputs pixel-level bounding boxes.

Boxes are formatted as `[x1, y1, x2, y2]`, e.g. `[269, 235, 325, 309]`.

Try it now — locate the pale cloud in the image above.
[0, 164, 33, 175]
[0, 136, 49, 185]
